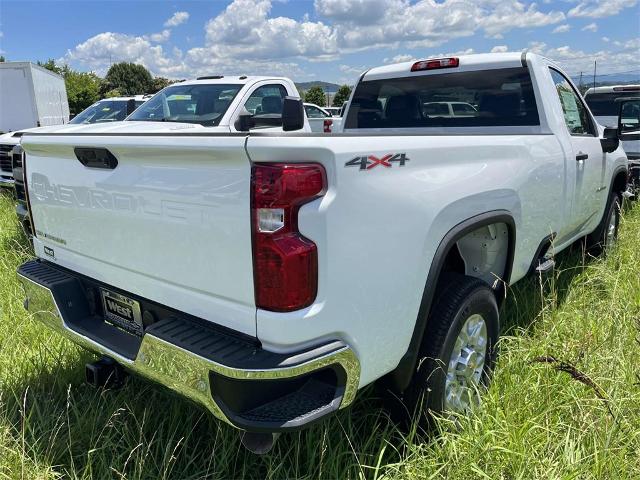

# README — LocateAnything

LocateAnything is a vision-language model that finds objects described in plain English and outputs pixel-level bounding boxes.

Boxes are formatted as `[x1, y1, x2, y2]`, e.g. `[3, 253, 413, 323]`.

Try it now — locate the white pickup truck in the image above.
[15, 53, 637, 453]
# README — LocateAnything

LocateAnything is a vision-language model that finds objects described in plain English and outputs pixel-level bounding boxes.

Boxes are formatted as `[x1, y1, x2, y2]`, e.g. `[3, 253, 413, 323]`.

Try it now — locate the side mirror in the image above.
[235, 108, 255, 131]
[617, 97, 640, 141]
[126, 99, 137, 115]
[282, 96, 304, 131]
[601, 127, 619, 153]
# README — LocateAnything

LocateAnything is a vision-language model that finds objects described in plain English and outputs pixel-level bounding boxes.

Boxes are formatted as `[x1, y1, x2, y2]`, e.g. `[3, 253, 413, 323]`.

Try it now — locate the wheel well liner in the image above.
[611, 166, 628, 195]
[383, 210, 516, 393]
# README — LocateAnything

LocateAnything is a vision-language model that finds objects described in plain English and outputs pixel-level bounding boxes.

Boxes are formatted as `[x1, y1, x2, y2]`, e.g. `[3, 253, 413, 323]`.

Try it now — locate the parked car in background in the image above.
[423, 101, 478, 117]
[585, 85, 640, 196]
[70, 96, 151, 124]
[584, 85, 640, 157]
[0, 62, 69, 133]
[324, 106, 343, 116]
[15, 52, 634, 454]
[304, 102, 342, 132]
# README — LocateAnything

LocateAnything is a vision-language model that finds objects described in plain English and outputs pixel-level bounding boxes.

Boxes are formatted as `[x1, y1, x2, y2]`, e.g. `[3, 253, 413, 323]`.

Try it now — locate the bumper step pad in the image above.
[18, 259, 359, 432]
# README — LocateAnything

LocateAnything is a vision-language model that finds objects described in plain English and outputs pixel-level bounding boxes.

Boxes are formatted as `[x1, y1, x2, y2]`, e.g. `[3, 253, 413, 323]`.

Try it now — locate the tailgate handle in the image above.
[74, 147, 118, 169]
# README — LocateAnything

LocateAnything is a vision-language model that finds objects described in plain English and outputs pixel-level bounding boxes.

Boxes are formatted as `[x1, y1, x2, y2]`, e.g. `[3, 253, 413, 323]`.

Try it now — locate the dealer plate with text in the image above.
[101, 289, 143, 336]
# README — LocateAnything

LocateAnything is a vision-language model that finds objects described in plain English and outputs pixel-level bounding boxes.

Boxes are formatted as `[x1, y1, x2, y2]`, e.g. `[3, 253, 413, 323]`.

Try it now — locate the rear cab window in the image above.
[344, 67, 540, 129]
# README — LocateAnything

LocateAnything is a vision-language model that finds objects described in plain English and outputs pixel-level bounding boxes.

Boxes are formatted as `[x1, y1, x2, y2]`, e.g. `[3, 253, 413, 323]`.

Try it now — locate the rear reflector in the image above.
[251, 163, 326, 312]
[411, 57, 459, 72]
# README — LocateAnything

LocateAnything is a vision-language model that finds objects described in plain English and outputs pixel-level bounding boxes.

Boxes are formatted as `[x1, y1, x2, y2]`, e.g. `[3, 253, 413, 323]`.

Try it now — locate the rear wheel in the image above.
[588, 192, 621, 256]
[399, 274, 499, 422]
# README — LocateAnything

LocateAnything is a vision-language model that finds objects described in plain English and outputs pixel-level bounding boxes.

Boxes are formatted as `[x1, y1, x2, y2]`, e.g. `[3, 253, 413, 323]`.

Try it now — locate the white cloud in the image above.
[315, 0, 399, 23]
[526, 39, 640, 77]
[148, 29, 171, 43]
[552, 24, 571, 33]
[568, 0, 638, 18]
[204, 0, 339, 60]
[491, 45, 509, 53]
[164, 11, 189, 27]
[601, 36, 610, 42]
[480, 1, 565, 37]
[582, 22, 598, 32]
[384, 54, 416, 63]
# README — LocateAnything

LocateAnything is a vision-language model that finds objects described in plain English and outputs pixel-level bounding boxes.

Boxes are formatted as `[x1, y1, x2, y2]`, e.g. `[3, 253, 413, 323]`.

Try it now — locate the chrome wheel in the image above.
[605, 204, 618, 249]
[444, 313, 488, 412]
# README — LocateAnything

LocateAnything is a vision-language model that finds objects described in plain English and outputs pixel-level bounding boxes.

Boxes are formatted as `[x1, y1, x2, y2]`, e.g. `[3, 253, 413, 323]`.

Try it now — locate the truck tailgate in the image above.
[21, 132, 256, 336]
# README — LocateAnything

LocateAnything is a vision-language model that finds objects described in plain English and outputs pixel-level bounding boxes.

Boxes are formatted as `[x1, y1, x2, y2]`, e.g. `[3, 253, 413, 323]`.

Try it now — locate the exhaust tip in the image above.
[240, 431, 279, 455]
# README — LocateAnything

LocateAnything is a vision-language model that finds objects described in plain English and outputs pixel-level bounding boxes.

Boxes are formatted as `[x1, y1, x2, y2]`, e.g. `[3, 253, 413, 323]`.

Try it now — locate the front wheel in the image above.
[400, 274, 499, 421]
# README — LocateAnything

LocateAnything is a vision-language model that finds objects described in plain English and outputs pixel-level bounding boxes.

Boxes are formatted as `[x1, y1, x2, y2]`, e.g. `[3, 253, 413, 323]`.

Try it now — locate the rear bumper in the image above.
[18, 259, 360, 432]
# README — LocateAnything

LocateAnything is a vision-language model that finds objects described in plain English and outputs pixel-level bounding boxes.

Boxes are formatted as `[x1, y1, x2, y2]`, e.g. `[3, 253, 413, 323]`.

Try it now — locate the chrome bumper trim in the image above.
[0, 177, 15, 187]
[18, 272, 360, 429]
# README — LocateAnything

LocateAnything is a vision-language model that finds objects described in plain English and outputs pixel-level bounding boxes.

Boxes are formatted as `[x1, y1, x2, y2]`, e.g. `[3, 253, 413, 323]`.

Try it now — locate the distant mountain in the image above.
[571, 72, 640, 87]
[296, 81, 341, 93]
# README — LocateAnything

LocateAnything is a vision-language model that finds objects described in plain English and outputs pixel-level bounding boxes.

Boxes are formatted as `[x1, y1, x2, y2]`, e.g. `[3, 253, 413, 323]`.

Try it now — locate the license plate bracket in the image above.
[101, 289, 143, 336]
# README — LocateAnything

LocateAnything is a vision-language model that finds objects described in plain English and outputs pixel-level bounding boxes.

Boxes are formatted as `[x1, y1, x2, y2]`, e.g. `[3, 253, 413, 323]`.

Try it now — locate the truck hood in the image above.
[23, 121, 230, 135]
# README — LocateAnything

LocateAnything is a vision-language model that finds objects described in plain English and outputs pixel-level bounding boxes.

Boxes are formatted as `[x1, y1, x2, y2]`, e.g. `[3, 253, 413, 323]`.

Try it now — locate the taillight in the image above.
[251, 163, 326, 312]
[323, 119, 333, 133]
[411, 57, 459, 72]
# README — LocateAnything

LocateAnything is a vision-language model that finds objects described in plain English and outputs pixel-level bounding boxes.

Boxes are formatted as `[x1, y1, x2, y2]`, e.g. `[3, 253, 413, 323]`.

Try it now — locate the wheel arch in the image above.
[383, 210, 516, 393]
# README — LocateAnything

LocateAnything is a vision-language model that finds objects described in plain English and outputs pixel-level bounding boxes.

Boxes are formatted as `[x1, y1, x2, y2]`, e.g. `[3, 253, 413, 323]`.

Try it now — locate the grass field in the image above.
[1, 189, 639, 479]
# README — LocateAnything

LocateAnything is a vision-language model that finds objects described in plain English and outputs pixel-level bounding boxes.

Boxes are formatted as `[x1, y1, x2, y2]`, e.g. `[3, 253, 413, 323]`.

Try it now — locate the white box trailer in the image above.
[0, 62, 70, 133]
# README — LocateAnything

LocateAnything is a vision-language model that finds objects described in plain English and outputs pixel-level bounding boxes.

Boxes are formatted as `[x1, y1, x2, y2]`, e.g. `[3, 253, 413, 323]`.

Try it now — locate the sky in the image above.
[0, 0, 639, 85]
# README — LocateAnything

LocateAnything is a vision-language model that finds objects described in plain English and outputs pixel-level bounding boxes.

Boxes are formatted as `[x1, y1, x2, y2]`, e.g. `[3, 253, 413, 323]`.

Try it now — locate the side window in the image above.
[244, 84, 287, 115]
[549, 68, 594, 136]
[305, 105, 328, 118]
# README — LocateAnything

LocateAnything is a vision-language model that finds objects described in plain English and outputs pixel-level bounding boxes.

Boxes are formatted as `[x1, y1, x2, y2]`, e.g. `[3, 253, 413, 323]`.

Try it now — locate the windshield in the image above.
[584, 91, 640, 117]
[128, 84, 243, 126]
[70, 100, 144, 124]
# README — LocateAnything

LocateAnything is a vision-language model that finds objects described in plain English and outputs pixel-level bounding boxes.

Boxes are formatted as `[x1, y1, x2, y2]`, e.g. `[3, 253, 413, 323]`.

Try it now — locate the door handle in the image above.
[576, 153, 588, 161]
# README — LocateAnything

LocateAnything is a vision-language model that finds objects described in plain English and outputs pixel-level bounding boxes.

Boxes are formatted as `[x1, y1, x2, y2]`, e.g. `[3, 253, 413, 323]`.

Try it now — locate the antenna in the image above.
[592, 60, 596, 90]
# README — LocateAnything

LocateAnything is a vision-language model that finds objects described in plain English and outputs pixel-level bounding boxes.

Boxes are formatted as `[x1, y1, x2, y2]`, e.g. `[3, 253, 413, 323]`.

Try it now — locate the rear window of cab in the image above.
[345, 67, 540, 129]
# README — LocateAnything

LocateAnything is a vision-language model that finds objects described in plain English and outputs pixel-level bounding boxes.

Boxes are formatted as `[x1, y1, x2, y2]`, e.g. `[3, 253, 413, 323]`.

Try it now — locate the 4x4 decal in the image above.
[345, 153, 409, 170]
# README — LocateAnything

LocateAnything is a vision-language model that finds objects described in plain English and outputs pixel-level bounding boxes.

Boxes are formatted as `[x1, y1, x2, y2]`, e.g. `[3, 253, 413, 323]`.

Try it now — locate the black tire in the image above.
[587, 192, 621, 256]
[393, 273, 499, 424]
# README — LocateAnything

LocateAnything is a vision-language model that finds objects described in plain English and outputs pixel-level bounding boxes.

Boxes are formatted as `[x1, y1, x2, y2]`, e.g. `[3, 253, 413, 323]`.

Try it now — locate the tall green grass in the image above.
[1, 189, 639, 479]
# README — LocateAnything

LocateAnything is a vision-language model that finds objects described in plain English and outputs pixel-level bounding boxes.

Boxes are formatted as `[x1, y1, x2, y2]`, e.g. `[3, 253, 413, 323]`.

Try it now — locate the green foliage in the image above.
[332, 84, 352, 106]
[64, 70, 102, 115]
[151, 76, 177, 93]
[0, 55, 5, 63]
[1, 189, 640, 478]
[304, 86, 326, 107]
[102, 62, 153, 96]
[37, 58, 63, 75]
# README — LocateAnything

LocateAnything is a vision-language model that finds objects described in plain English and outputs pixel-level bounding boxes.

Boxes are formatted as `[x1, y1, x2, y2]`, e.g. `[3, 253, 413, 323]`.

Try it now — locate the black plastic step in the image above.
[239, 378, 336, 424]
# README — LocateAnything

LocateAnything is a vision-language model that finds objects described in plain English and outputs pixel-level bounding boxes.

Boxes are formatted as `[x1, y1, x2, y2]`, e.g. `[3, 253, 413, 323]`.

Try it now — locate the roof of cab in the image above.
[178, 76, 292, 86]
[363, 52, 531, 81]
[584, 85, 640, 95]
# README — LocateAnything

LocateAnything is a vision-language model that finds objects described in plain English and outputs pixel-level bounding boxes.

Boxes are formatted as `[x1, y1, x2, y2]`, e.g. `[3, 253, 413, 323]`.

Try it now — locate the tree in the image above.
[65, 70, 102, 115]
[304, 86, 326, 106]
[151, 76, 177, 93]
[332, 84, 352, 107]
[0, 56, 5, 63]
[37, 59, 64, 75]
[102, 62, 153, 96]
